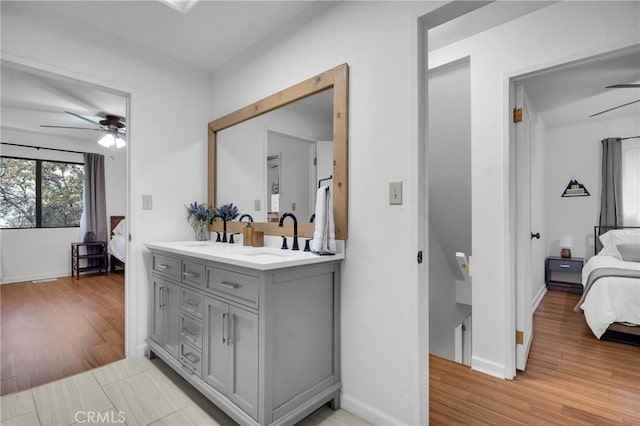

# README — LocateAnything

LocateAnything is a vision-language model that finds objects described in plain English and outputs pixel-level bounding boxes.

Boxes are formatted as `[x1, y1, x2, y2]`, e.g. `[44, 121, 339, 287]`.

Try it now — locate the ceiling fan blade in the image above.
[64, 111, 106, 129]
[589, 99, 640, 117]
[40, 125, 105, 131]
[606, 84, 640, 88]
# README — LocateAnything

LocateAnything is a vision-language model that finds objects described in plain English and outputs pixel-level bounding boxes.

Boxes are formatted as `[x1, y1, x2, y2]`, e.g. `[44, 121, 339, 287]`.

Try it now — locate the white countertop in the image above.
[144, 239, 344, 271]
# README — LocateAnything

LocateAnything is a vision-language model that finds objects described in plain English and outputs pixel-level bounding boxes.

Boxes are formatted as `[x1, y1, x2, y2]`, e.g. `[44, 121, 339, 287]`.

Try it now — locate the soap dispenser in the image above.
[243, 222, 253, 247]
[239, 214, 254, 246]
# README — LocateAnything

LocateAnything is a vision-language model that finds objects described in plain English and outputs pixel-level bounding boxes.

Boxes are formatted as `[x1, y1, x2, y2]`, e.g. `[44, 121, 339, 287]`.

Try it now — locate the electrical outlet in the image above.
[389, 182, 403, 205]
[254, 199, 261, 211]
[142, 194, 153, 210]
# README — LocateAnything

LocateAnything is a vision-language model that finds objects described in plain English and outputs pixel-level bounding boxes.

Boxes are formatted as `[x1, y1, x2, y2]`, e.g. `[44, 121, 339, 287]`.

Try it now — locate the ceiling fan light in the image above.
[115, 136, 126, 149]
[98, 133, 115, 147]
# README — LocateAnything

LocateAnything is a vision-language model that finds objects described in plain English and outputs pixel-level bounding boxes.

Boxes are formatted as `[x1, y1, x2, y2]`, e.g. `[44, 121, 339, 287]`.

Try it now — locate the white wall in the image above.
[1, 3, 211, 355]
[544, 114, 640, 261]
[210, 2, 439, 424]
[428, 57, 472, 278]
[430, 1, 639, 378]
[0, 128, 126, 283]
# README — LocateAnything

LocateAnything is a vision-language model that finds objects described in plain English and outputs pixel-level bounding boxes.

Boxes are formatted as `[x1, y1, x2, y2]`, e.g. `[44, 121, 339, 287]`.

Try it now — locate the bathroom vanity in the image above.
[145, 241, 344, 426]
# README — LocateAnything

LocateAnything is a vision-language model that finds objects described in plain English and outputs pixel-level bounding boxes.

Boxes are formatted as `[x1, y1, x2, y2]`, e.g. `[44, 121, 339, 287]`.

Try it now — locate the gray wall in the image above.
[428, 57, 472, 359]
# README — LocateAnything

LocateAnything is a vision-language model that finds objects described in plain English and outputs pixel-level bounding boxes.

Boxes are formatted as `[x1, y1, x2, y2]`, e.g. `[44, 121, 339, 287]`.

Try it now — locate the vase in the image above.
[193, 221, 210, 241]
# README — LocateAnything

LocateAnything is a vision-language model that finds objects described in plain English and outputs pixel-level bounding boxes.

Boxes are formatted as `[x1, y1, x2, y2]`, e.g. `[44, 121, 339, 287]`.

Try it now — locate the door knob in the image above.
[531, 232, 540, 240]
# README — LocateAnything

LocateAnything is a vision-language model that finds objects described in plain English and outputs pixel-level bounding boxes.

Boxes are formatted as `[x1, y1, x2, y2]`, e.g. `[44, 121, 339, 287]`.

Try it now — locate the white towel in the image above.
[310, 186, 336, 255]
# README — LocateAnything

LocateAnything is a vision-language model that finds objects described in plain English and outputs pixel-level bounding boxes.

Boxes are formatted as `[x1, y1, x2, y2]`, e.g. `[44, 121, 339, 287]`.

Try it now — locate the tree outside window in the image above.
[0, 156, 84, 229]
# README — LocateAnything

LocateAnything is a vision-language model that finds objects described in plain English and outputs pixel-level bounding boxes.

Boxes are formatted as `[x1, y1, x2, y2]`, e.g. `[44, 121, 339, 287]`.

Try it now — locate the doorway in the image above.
[0, 59, 131, 393]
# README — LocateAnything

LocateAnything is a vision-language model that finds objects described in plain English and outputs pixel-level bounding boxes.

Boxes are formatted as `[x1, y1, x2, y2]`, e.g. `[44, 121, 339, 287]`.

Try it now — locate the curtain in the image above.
[80, 153, 107, 257]
[599, 138, 622, 228]
[621, 139, 640, 226]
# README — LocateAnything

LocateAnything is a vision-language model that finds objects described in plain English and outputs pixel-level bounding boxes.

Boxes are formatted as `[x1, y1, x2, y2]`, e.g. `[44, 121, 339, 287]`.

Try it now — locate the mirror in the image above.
[216, 89, 333, 225]
[208, 64, 348, 239]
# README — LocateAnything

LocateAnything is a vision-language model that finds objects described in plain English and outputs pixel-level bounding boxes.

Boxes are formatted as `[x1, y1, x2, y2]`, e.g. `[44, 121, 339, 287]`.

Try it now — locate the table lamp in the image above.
[559, 235, 574, 258]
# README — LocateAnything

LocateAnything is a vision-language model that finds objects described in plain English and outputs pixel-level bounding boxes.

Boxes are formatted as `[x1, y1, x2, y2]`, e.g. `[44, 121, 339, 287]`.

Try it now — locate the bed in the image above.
[109, 215, 126, 272]
[574, 226, 640, 345]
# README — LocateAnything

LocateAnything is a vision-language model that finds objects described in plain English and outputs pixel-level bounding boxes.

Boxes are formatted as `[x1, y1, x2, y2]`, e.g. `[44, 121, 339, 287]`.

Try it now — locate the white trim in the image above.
[0, 272, 70, 285]
[341, 393, 407, 426]
[471, 355, 507, 380]
[532, 286, 547, 313]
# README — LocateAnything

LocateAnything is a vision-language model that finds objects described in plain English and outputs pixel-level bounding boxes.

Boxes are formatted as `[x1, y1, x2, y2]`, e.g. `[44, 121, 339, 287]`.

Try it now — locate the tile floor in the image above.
[0, 357, 367, 426]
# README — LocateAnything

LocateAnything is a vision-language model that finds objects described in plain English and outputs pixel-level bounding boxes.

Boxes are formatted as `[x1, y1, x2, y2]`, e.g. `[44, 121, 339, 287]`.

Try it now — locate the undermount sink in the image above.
[239, 251, 290, 258]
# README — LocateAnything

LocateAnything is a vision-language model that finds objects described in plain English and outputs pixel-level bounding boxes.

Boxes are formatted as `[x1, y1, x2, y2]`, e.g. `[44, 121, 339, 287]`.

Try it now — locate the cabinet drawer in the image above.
[180, 341, 202, 377]
[182, 260, 205, 289]
[152, 253, 181, 281]
[206, 267, 259, 308]
[548, 259, 582, 273]
[181, 314, 203, 349]
[182, 288, 203, 320]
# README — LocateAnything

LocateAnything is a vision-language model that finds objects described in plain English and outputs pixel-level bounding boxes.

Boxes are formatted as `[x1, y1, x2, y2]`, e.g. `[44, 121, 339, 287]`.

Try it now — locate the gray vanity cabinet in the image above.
[203, 296, 259, 419]
[146, 247, 341, 426]
[149, 276, 181, 359]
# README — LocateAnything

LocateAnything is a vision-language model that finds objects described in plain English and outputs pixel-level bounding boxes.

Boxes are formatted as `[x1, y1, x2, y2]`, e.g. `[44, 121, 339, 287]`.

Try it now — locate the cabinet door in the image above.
[203, 297, 230, 394]
[228, 306, 258, 420]
[163, 280, 181, 359]
[149, 277, 165, 346]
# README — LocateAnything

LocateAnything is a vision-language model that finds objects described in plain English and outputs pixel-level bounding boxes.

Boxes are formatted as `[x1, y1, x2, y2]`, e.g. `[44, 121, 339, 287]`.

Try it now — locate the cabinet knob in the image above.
[531, 232, 540, 240]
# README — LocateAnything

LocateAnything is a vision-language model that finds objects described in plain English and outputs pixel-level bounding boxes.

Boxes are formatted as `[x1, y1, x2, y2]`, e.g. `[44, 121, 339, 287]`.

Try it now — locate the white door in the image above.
[515, 83, 534, 371]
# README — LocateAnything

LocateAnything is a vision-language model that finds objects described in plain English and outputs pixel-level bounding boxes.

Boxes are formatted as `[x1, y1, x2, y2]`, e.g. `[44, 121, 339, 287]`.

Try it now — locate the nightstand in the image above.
[545, 256, 584, 294]
[71, 242, 108, 280]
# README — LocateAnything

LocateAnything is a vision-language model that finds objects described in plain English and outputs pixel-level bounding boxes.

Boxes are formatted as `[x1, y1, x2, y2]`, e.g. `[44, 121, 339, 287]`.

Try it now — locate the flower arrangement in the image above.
[186, 202, 216, 241]
[217, 203, 239, 222]
[186, 202, 216, 224]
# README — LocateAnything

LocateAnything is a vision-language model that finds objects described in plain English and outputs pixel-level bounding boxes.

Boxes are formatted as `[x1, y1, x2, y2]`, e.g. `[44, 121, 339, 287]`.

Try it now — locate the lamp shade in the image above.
[98, 133, 126, 148]
[559, 235, 574, 249]
[98, 133, 116, 147]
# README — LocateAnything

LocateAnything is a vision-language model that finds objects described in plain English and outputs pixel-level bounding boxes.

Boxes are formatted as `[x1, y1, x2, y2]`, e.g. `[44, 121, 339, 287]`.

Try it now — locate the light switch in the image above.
[142, 194, 153, 210]
[254, 199, 261, 211]
[389, 182, 403, 205]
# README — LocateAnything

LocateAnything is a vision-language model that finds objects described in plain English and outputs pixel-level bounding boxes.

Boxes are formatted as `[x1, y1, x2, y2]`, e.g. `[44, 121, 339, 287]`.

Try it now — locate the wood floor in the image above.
[0, 273, 125, 395]
[3, 275, 639, 424]
[430, 290, 640, 425]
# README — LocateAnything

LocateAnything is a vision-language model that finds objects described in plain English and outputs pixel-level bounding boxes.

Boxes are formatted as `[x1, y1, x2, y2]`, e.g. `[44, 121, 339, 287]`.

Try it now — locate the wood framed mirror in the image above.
[208, 63, 348, 240]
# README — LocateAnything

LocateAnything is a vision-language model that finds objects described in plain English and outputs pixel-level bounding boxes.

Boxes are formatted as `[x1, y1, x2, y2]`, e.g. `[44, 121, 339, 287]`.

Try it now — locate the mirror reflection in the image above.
[216, 89, 333, 223]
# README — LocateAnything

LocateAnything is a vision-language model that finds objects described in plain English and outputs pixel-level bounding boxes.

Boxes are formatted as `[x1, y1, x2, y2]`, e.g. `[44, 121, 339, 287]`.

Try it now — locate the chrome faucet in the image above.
[278, 212, 299, 250]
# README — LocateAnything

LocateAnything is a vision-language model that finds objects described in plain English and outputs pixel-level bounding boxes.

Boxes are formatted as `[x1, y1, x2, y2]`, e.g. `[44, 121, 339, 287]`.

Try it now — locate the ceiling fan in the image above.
[40, 111, 127, 148]
[590, 83, 640, 117]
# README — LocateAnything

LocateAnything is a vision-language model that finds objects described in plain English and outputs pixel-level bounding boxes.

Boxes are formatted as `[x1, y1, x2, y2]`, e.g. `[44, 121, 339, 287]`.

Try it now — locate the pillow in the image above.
[113, 219, 126, 235]
[599, 229, 640, 259]
[617, 243, 640, 262]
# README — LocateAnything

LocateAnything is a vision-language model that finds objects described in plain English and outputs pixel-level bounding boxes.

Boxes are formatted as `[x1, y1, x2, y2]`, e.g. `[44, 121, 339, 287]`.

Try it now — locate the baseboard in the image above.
[471, 355, 506, 379]
[532, 285, 547, 313]
[340, 393, 407, 426]
[1, 271, 70, 285]
[134, 342, 148, 358]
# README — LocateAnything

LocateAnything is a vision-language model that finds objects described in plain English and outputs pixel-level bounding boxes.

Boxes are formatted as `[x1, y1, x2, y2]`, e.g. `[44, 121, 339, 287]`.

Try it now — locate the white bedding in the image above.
[579, 254, 640, 338]
[108, 219, 126, 264]
[108, 234, 126, 263]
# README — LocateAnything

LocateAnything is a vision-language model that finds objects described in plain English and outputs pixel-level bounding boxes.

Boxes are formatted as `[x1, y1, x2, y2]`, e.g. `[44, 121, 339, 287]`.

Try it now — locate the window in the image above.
[0, 156, 84, 229]
[622, 139, 640, 226]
